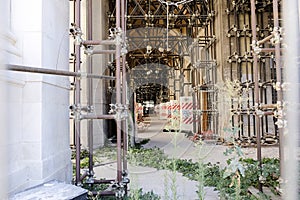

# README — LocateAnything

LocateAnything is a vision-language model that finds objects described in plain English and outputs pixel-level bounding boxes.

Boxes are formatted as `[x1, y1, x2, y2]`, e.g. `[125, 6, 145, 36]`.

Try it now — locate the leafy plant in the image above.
[128, 147, 169, 169]
[71, 148, 90, 160]
[127, 189, 160, 200]
[127, 145, 280, 199]
[221, 127, 245, 199]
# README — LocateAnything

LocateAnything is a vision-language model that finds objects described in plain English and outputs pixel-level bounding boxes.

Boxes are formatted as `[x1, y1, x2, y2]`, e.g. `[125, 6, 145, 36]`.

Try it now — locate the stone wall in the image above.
[3, 0, 72, 195]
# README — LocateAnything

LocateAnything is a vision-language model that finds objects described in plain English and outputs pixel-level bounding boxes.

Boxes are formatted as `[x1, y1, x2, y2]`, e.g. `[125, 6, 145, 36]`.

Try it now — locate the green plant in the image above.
[127, 145, 280, 199]
[220, 127, 245, 199]
[94, 146, 117, 162]
[128, 147, 169, 169]
[85, 183, 110, 200]
[170, 132, 179, 200]
[71, 148, 90, 160]
[127, 189, 160, 200]
[194, 141, 206, 200]
[163, 168, 169, 200]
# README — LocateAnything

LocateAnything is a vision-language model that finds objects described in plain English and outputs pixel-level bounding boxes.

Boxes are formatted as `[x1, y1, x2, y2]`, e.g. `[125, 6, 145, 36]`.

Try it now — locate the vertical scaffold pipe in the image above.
[121, 0, 128, 172]
[273, 0, 284, 177]
[115, 0, 122, 183]
[250, 0, 263, 192]
[74, 0, 82, 186]
[87, 0, 94, 178]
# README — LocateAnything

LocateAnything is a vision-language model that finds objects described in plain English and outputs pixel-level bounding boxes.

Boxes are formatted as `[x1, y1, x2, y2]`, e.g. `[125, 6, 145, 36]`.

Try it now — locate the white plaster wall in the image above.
[40, 0, 71, 184]
[4, 0, 72, 195]
[0, 0, 9, 198]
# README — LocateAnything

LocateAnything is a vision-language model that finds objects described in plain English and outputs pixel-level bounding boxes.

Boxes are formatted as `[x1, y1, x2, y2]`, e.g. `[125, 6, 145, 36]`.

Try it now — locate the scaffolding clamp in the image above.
[111, 182, 126, 199]
[121, 170, 130, 185]
[85, 172, 96, 184]
[70, 104, 95, 120]
[109, 104, 128, 121]
[70, 104, 82, 121]
[84, 45, 94, 56]
[80, 71, 88, 79]
[274, 81, 282, 91]
[275, 119, 287, 129]
[109, 27, 123, 46]
[70, 24, 83, 46]
[251, 40, 262, 55]
[270, 27, 282, 45]
[121, 37, 128, 55]
[81, 105, 94, 113]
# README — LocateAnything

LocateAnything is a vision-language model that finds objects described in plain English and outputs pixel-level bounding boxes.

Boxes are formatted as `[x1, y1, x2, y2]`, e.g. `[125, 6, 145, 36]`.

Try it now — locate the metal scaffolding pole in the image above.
[74, 0, 82, 186]
[272, 0, 284, 177]
[121, 0, 128, 173]
[115, 0, 122, 183]
[86, 0, 94, 179]
[6, 64, 115, 80]
[250, 0, 263, 192]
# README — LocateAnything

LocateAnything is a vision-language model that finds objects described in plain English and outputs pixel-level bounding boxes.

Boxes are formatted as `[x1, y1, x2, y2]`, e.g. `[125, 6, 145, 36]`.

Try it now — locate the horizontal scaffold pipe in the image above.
[81, 114, 115, 120]
[82, 40, 116, 46]
[90, 50, 116, 54]
[257, 33, 274, 45]
[6, 64, 115, 80]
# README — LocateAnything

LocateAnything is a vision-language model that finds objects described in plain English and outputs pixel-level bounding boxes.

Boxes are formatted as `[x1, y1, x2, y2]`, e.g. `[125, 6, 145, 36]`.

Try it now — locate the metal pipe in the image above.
[250, 0, 263, 192]
[89, 50, 116, 54]
[259, 104, 277, 109]
[71, 0, 77, 148]
[260, 48, 275, 52]
[74, 0, 81, 186]
[257, 33, 274, 45]
[273, 0, 283, 164]
[82, 40, 116, 46]
[91, 191, 115, 196]
[87, 0, 94, 179]
[80, 171, 89, 181]
[7, 64, 115, 80]
[121, 0, 128, 173]
[81, 114, 116, 120]
[93, 179, 115, 184]
[115, 0, 122, 183]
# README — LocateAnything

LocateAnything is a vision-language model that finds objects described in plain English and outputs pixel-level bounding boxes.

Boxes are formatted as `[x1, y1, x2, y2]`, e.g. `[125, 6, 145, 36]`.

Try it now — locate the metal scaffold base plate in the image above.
[10, 180, 88, 200]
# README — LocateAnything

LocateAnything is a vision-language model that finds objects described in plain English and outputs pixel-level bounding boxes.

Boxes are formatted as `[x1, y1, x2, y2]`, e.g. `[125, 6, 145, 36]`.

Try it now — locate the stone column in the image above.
[214, 0, 231, 137]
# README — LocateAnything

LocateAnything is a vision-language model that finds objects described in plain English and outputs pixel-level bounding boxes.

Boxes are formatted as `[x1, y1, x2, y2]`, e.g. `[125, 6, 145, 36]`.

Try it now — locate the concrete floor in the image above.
[94, 115, 279, 199]
[138, 116, 279, 166]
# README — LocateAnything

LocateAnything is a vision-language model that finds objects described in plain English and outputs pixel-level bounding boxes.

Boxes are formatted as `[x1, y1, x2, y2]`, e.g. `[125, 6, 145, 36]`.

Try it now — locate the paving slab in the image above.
[139, 116, 279, 167]
[94, 163, 219, 200]
[10, 180, 87, 200]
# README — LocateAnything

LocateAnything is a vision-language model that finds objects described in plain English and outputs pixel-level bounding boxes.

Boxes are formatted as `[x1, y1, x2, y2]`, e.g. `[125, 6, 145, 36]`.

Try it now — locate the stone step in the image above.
[10, 180, 88, 200]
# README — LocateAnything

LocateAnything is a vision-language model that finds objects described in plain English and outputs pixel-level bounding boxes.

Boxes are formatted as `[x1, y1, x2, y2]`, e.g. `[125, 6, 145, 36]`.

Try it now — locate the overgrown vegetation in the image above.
[72, 138, 279, 199]
[87, 189, 160, 200]
[127, 188, 161, 200]
[127, 146, 280, 199]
